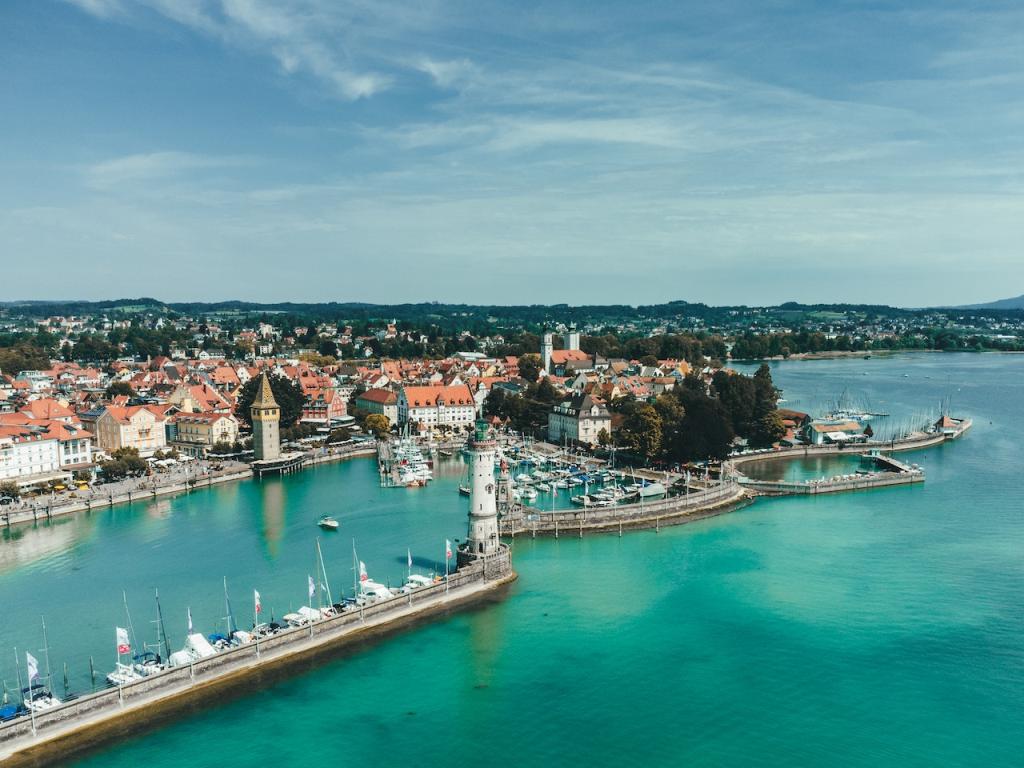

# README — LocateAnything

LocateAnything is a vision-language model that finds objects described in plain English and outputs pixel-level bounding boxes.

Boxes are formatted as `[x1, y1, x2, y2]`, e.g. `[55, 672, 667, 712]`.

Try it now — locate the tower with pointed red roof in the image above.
[251, 373, 281, 462]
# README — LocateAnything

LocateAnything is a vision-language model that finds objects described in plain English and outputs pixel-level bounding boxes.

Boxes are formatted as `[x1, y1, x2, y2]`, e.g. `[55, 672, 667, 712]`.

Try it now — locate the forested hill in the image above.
[958, 295, 1024, 310]
[3, 297, 1021, 326]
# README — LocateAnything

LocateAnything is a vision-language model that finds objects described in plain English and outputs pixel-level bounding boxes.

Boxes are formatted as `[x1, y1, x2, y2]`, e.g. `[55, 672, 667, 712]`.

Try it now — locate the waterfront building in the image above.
[250, 373, 281, 462]
[547, 392, 612, 447]
[354, 388, 399, 425]
[397, 384, 476, 433]
[0, 424, 64, 487]
[804, 420, 867, 445]
[94, 404, 169, 457]
[170, 412, 239, 457]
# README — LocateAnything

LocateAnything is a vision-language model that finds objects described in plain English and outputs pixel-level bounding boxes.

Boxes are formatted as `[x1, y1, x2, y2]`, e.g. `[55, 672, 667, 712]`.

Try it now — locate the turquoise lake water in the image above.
[2, 353, 1022, 766]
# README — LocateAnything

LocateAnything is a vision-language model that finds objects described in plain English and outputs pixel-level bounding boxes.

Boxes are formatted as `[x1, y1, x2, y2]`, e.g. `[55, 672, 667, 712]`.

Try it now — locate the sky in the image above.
[1, 0, 1022, 307]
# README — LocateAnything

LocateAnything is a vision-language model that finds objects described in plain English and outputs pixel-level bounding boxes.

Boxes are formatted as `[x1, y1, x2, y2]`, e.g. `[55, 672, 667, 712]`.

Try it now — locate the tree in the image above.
[616, 402, 663, 460]
[99, 447, 149, 480]
[0, 481, 20, 499]
[235, 374, 306, 429]
[518, 354, 542, 382]
[597, 428, 611, 447]
[328, 426, 352, 443]
[364, 413, 391, 437]
[667, 389, 734, 462]
[105, 381, 134, 398]
[211, 441, 235, 455]
[0, 343, 51, 374]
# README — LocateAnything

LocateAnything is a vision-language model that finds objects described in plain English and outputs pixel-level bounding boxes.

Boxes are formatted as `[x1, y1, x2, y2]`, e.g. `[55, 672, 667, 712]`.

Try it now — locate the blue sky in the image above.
[1, 0, 1022, 306]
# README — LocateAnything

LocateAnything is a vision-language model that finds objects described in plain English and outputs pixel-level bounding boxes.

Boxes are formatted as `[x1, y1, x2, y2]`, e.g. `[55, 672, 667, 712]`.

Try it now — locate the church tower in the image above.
[464, 419, 500, 557]
[251, 373, 281, 462]
[540, 331, 553, 375]
[566, 323, 580, 351]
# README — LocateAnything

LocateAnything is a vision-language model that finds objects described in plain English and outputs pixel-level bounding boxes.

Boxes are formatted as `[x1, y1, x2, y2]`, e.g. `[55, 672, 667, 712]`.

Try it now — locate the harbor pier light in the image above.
[463, 419, 500, 558]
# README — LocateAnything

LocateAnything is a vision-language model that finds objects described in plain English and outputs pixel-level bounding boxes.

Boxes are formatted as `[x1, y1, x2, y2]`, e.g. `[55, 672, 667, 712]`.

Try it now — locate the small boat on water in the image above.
[318, 516, 340, 530]
[458, 485, 471, 496]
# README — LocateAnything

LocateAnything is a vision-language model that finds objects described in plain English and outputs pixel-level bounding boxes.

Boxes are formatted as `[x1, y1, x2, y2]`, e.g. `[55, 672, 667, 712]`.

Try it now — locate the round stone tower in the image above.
[463, 419, 499, 558]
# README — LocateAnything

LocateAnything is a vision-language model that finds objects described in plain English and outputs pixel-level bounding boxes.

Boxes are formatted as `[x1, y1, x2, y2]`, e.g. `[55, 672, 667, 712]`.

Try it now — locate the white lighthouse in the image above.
[463, 419, 500, 558]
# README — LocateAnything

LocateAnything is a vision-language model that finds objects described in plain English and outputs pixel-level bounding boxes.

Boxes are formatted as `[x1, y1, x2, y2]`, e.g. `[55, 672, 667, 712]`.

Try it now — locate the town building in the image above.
[0, 425, 64, 487]
[397, 384, 476, 432]
[170, 412, 239, 457]
[94, 405, 169, 456]
[354, 388, 399, 426]
[547, 393, 612, 447]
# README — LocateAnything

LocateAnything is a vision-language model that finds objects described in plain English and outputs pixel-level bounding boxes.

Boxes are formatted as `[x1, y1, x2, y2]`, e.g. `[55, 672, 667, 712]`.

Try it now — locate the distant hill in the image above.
[958, 294, 1024, 310]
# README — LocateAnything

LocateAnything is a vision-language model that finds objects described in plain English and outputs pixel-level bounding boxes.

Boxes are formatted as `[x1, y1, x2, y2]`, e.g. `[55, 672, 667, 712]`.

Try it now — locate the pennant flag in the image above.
[308, 575, 316, 600]
[254, 590, 262, 615]
[445, 539, 453, 560]
[407, 548, 413, 569]
[187, 607, 193, 633]
[116, 627, 131, 655]
[26, 652, 39, 683]
[359, 561, 368, 582]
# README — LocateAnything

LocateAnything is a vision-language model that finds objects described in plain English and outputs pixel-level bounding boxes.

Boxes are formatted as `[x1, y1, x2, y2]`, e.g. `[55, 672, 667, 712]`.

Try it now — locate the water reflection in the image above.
[0, 519, 86, 574]
[259, 480, 287, 559]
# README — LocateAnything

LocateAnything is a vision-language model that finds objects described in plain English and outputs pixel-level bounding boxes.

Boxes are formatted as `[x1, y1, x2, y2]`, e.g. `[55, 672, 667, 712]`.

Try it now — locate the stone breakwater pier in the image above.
[0, 547, 514, 767]
[505, 421, 972, 537]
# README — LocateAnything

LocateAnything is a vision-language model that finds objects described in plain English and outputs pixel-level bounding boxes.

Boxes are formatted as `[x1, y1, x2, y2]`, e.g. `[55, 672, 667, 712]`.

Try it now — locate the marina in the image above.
[0, 421, 513, 763]
[0, 356, 1011, 768]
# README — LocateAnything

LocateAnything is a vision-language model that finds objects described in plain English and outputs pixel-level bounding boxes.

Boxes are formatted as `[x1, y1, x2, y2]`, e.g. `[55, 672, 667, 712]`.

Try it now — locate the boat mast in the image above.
[122, 590, 138, 661]
[13, 648, 23, 696]
[351, 538, 358, 597]
[40, 617, 53, 691]
[223, 577, 237, 636]
[317, 538, 333, 607]
[154, 589, 171, 661]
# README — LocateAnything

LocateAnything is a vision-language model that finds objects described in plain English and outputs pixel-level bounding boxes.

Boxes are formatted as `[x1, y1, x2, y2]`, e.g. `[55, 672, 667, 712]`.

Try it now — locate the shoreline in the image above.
[0, 446, 376, 531]
[0, 563, 516, 766]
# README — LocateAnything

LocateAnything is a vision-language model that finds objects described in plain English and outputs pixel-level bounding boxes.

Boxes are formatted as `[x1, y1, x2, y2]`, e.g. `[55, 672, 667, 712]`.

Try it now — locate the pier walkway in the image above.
[502, 479, 749, 537]
[0, 549, 514, 765]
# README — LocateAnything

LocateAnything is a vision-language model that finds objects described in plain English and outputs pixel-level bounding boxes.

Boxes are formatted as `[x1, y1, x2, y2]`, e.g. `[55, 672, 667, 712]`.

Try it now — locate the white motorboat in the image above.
[318, 516, 340, 530]
[168, 633, 217, 667]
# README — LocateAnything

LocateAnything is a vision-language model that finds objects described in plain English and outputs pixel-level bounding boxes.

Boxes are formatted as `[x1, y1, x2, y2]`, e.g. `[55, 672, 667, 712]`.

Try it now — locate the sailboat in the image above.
[107, 592, 145, 686]
[23, 619, 62, 712]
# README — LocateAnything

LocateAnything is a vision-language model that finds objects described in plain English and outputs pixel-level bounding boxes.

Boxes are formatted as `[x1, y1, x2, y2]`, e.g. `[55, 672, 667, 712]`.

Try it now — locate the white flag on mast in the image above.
[26, 652, 39, 682]
[359, 561, 368, 582]
[308, 575, 316, 600]
[254, 590, 262, 615]
[187, 607, 193, 633]
[445, 539, 453, 560]
[116, 627, 131, 654]
[407, 548, 413, 569]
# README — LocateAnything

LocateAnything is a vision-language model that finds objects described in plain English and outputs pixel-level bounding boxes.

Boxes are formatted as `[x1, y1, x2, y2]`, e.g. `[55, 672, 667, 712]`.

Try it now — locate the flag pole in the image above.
[25, 650, 36, 735]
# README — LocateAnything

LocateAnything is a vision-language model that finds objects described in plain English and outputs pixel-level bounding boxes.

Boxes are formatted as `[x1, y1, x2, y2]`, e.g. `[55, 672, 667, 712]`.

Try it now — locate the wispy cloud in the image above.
[61, 0, 123, 18]
[84, 151, 250, 189]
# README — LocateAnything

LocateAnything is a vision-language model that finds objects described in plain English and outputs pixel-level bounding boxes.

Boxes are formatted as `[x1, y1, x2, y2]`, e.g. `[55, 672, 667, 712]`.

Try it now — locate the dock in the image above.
[0, 547, 514, 766]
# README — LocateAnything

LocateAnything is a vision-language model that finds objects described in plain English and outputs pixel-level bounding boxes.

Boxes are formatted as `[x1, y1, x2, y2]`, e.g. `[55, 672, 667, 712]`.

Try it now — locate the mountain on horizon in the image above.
[958, 294, 1024, 310]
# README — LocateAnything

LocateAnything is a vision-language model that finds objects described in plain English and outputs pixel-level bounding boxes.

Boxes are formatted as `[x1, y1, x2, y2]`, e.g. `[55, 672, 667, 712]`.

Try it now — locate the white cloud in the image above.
[84, 151, 249, 189]
[61, 0, 123, 18]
